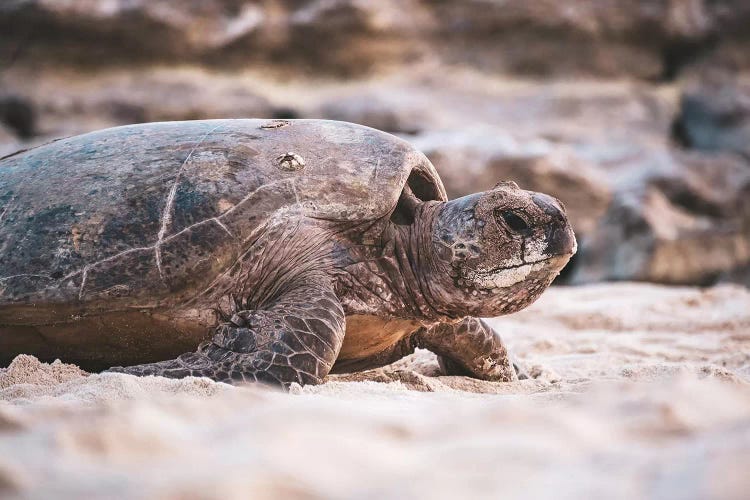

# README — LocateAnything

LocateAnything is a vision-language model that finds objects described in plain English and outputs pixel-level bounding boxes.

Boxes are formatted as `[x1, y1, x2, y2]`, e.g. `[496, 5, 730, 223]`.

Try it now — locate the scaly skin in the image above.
[420, 318, 517, 382]
[330, 318, 518, 383]
[110, 274, 345, 387]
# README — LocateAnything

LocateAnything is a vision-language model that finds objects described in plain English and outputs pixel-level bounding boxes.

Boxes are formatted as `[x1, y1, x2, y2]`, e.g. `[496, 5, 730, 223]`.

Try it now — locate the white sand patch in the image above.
[0, 283, 749, 499]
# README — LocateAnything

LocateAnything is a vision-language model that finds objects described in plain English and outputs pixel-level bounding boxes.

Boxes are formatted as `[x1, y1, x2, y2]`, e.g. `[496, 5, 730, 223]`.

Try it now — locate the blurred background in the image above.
[1, 0, 749, 287]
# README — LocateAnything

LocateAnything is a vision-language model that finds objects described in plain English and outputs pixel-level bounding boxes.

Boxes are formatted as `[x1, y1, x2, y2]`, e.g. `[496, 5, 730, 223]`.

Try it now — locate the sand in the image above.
[1, 282, 749, 499]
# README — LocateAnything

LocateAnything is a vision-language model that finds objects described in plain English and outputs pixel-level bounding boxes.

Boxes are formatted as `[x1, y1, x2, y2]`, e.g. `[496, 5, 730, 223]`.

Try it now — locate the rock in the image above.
[0, 124, 24, 159]
[672, 71, 750, 159]
[0, 123, 18, 145]
[1, 67, 272, 139]
[276, 0, 430, 76]
[0, 0, 425, 75]
[83, 71, 273, 124]
[317, 94, 429, 135]
[0, 0, 268, 64]
[3, 0, 750, 78]
[0, 95, 36, 138]
[424, 0, 694, 79]
[571, 151, 750, 285]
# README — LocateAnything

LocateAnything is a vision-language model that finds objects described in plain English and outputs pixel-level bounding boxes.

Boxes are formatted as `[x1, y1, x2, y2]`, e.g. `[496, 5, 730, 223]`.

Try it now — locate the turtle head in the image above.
[427, 181, 576, 317]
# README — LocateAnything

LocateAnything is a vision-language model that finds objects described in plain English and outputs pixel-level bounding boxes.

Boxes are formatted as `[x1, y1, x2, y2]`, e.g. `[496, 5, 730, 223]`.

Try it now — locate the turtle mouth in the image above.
[467, 254, 571, 291]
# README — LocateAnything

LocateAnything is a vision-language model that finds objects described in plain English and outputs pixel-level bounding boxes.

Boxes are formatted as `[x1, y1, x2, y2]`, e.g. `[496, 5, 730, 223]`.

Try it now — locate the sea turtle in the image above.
[0, 119, 576, 387]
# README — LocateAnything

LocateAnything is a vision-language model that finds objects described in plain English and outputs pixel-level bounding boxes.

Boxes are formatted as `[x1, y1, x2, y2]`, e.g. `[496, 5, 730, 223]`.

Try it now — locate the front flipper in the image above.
[416, 317, 519, 382]
[107, 276, 345, 388]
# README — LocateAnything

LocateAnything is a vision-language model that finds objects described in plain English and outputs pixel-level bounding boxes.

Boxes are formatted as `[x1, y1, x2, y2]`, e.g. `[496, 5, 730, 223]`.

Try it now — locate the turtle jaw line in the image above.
[486, 257, 554, 275]
[464, 255, 566, 292]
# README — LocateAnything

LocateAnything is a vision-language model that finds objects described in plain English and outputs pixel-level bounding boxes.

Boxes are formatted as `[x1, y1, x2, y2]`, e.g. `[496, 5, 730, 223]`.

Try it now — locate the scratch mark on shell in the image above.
[213, 217, 234, 238]
[0, 196, 15, 228]
[291, 179, 300, 207]
[155, 123, 225, 280]
[219, 178, 295, 219]
[78, 267, 89, 300]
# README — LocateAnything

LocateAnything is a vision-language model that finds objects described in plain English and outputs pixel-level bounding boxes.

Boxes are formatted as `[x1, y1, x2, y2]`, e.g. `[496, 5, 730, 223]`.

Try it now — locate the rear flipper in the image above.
[107, 277, 346, 388]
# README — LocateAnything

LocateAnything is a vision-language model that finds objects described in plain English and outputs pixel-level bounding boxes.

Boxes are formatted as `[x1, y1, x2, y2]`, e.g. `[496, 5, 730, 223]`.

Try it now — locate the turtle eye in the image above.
[495, 209, 530, 233]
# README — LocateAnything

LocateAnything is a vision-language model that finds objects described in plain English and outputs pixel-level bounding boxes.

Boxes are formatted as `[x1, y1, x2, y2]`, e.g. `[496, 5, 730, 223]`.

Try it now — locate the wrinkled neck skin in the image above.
[336, 202, 446, 324]
[391, 202, 454, 322]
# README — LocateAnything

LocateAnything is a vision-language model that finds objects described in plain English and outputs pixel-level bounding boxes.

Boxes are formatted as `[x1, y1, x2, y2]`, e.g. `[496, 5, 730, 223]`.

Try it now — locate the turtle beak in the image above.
[532, 193, 577, 257]
[545, 224, 577, 257]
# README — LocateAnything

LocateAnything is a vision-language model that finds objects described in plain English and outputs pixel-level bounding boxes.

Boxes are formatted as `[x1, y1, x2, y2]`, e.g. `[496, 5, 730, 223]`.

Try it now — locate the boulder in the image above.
[672, 71, 750, 159]
[1, 68, 272, 139]
[571, 151, 750, 285]
[0, 0, 426, 75]
[3, 0, 750, 78]
[0, 94, 36, 139]
[0, 124, 22, 159]
[314, 83, 449, 135]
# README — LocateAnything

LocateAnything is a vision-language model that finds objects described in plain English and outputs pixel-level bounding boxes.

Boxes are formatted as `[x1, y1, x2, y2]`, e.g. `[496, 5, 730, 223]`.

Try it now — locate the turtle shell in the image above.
[0, 119, 446, 314]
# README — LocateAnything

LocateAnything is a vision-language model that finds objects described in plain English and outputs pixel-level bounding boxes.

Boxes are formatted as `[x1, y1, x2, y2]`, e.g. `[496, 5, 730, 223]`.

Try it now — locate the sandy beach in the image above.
[1, 282, 748, 499]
